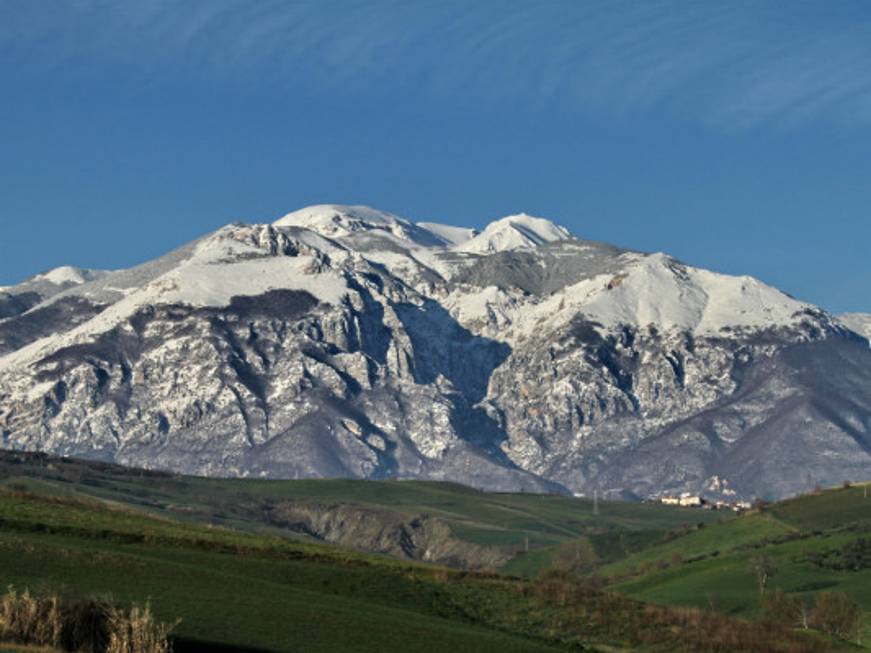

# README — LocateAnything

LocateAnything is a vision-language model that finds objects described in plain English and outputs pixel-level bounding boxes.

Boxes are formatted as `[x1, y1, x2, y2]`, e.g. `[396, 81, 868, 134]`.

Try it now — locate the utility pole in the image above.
[593, 489, 599, 516]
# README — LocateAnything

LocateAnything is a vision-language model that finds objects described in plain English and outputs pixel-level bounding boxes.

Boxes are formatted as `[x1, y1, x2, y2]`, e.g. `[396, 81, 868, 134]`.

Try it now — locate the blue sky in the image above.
[1, 1, 869, 312]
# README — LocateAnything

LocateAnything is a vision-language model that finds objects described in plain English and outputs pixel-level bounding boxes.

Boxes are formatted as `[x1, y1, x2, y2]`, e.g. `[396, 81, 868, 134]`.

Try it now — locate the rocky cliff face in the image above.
[1, 205, 869, 500]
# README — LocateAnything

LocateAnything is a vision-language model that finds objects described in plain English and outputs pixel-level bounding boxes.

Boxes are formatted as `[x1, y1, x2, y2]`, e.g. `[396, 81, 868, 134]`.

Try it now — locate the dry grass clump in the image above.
[0, 586, 176, 653]
[106, 603, 175, 653]
[0, 587, 63, 649]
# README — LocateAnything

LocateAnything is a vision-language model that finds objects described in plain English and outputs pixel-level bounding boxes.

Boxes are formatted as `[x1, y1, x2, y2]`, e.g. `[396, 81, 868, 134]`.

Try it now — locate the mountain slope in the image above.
[0, 204, 869, 500]
[0, 266, 108, 320]
[839, 313, 871, 341]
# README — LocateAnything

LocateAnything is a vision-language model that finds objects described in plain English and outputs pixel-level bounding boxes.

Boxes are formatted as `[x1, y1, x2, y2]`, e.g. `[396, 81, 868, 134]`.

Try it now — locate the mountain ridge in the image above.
[1, 204, 869, 500]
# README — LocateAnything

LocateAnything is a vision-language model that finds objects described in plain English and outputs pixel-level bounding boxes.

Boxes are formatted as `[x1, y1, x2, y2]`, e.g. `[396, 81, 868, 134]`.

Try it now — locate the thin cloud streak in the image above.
[3, 0, 871, 127]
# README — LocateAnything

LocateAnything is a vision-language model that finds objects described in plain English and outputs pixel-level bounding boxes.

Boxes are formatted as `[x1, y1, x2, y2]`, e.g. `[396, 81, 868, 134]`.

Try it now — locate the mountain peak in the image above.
[272, 204, 408, 227]
[273, 204, 406, 231]
[271, 205, 574, 253]
[34, 265, 101, 286]
[0, 266, 107, 295]
[456, 213, 573, 253]
[273, 204, 446, 248]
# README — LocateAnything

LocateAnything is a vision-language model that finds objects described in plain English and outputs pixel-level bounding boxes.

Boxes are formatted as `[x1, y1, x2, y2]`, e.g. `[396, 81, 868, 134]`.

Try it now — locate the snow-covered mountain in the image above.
[1, 204, 869, 500]
[0, 266, 109, 320]
[456, 213, 571, 253]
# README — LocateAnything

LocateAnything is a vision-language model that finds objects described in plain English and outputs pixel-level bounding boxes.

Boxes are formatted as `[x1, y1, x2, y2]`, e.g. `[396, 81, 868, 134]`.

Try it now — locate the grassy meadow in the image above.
[0, 452, 867, 651]
[0, 452, 720, 570]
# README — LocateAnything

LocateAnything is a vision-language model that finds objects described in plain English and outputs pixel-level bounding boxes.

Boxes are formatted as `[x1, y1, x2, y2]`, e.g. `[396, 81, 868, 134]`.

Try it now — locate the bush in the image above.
[62, 597, 112, 653]
[801, 538, 871, 571]
[810, 591, 860, 641]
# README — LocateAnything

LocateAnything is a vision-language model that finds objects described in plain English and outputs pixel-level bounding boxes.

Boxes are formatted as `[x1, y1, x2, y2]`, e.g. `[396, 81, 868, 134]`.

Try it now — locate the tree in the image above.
[761, 588, 804, 629]
[751, 554, 776, 595]
[811, 591, 861, 641]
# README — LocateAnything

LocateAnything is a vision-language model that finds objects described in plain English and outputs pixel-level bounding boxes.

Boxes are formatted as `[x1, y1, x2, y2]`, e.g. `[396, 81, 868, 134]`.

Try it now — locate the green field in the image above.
[0, 452, 865, 652]
[600, 484, 871, 646]
[0, 488, 579, 652]
[0, 488, 844, 653]
[0, 452, 720, 573]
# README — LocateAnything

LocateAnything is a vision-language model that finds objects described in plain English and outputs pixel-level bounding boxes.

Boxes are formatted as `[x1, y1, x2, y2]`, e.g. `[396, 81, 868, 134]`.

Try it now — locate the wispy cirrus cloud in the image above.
[3, 0, 871, 127]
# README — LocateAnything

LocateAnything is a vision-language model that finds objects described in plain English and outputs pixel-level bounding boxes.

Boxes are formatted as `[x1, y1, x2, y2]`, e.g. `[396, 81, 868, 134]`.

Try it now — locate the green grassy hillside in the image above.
[2, 451, 866, 651]
[599, 484, 871, 646]
[0, 488, 572, 653]
[0, 452, 720, 572]
[0, 488, 842, 653]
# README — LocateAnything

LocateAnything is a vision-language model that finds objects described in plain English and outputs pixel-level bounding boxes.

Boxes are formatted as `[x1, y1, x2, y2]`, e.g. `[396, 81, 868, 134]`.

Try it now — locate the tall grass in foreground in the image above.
[0, 587, 175, 653]
[0, 588, 63, 649]
[106, 604, 174, 653]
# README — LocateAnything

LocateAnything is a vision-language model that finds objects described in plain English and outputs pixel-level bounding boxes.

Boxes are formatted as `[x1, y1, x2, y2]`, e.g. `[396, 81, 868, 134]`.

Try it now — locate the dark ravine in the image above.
[258, 500, 509, 569]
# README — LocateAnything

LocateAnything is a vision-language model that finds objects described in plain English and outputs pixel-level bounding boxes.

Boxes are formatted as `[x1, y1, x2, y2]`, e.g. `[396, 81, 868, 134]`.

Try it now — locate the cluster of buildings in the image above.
[656, 492, 752, 512]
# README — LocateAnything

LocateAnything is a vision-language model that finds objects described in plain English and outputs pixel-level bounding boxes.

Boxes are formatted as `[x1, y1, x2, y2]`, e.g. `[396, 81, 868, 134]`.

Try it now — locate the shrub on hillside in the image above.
[62, 597, 113, 652]
[801, 538, 871, 571]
